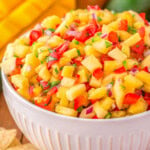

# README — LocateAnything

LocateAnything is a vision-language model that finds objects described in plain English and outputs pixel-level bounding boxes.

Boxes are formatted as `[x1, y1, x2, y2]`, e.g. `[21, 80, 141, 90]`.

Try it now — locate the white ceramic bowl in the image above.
[2, 71, 150, 150]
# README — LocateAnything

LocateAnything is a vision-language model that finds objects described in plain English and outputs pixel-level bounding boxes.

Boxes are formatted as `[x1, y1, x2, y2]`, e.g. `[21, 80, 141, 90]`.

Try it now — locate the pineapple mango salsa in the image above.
[2, 6, 150, 119]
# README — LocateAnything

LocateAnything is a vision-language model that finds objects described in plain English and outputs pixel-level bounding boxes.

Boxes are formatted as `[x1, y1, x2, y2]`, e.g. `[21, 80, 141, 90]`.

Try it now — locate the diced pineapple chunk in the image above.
[93, 102, 108, 118]
[134, 22, 145, 29]
[17, 87, 30, 100]
[66, 84, 86, 101]
[88, 87, 107, 99]
[123, 33, 141, 47]
[38, 51, 49, 61]
[33, 85, 42, 96]
[14, 45, 30, 58]
[61, 77, 75, 87]
[63, 48, 78, 59]
[143, 84, 150, 93]
[113, 79, 124, 109]
[121, 45, 130, 57]
[93, 39, 112, 54]
[61, 66, 75, 77]
[38, 66, 51, 81]
[81, 55, 102, 72]
[11, 74, 29, 89]
[84, 45, 100, 57]
[126, 59, 138, 69]
[21, 64, 35, 78]
[144, 26, 150, 47]
[108, 47, 127, 61]
[52, 63, 60, 77]
[25, 53, 40, 68]
[141, 55, 150, 68]
[136, 71, 150, 85]
[58, 56, 71, 67]
[111, 111, 126, 118]
[117, 31, 131, 41]
[124, 74, 143, 89]
[41, 15, 61, 29]
[55, 105, 78, 117]
[102, 74, 114, 86]
[77, 69, 88, 83]
[99, 97, 114, 111]
[127, 98, 148, 114]
[104, 60, 121, 75]
[1, 57, 16, 75]
[57, 86, 68, 99]
[89, 76, 101, 88]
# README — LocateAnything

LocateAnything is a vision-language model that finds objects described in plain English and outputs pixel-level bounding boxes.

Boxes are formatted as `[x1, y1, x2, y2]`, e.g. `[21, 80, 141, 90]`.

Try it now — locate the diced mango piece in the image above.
[11, 74, 29, 89]
[17, 87, 30, 100]
[61, 77, 75, 87]
[88, 87, 107, 99]
[84, 45, 100, 57]
[108, 47, 127, 61]
[33, 85, 42, 96]
[143, 84, 150, 93]
[126, 59, 138, 69]
[127, 98, 148, 114]
[93, 39, 112, 54]
[66, 84, 86, 101]
[77, 69, 88, 83]
[136, 71, 150, 85]
[111, 111, 126, 118]
[38, 66, 51, 81]
[144, 26, 150, 47]
[55, 105, 78, 117]
[81, 55, 102, 72]
[61, 66, 75, 77]
[121, 45, 130, 57]
[89, 76, 101, 88]
[141, 55, 150, 68]
[123, 33, 141, 47]
[21, 64, 35, 78]
[58, 56, 71, 67]
[63, 48, 78, 59]
[117, 30, 131, 41]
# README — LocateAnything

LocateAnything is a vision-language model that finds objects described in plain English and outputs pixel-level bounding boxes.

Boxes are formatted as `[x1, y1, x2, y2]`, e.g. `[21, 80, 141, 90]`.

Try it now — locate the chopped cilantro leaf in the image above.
[121, 85, 126, 90]
[46, 56, 57, 62]
[110, 81, 114, 86]
[35, 50, 38, 58]
[104, 112, 112, 119]
[77, 106, 83, 112]
[136, 45, 140, 48]
[97, 32, 102, 36]
[50, 80, 61, 88]
[97, 16, 102, 22]
[60, 66, 64, 70]
[14, 54, 19, 58]
[92, 38, 95, 43]
[105, 40, 112, 48]
[54, 68, 59, 74]
[73, 64, 77, 67]
[48, 48, 53, 53]
[77, 49, 81, 56]
[73, 40, 79, 45]
[65, 25, 69, 29]
[47, 28, 55, 32]
[122, 60, 128, 70]
[127, 26, 137, 34]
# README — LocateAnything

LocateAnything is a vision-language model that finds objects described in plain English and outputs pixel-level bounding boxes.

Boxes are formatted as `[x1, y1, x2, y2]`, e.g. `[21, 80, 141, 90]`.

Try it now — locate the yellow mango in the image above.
[84, 45, 100, 57]
[143, 84, 150, 93]
[61, 66, 75, 77]
[144, 26, 150, 47]
[117, 31, 131, 41]
[17, 87, 30, 100]
[141, 55, 150, 68]
[136, 71, 150, 85]
[58, 56, 71, 67]
[21, 64, 35, 78]
[111, 111, 126, 118]
[126, 59, 138, 69]
[89, 76, 101, 88]
[38, 66, 51, 81]
[77, 69, 88, 83]
[121, 45, 130, 57]
[33, 86, 42, 96]
[61, 77, 75, 87]
[63, 48, 78, 59]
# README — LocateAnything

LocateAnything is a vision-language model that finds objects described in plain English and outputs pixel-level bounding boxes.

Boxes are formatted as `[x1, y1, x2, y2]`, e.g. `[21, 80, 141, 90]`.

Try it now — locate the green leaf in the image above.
[48, 48, 53, 53]
[122, 60, 128, 69]
[50, 80, 61, 88]
[77, 49, 81, 56]
[127, 26, 137, 34]
[77, 106, 83, 112]
[14, 54, 19, 58]
[72, 64, 77, 67]
[104, 112, 112, 119]
[35, 50, 38, 58]
[105, 40, 112, 48]
[73, 40, 79, 45]
[46, 56, 57, 62]
[121, 85, 126, 90]
[97, 32, 102, 36]
[54, 68, 59, 74]
[97, 16, 102, 22]
[110, 81, 114, 86]
[47, 28, 55, 32]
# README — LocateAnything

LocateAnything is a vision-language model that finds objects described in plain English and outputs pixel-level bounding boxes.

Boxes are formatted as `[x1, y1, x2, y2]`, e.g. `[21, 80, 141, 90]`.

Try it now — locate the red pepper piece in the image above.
[90, 99, 99, 104]
[85, 82, 91, 91]
[47, 86, 58, 98]
[93, 68, 103, 80]
[29, 85, 34, 96]
[123, 93, 141, 104]
[40, 81, 50, 90]
[36, 76, 42, 82]
[144, 93, 150, 105]
[139, 13, 149, 25]
[100, 54, 113, 64]
[47, 60, 57, 70]
[11, 67, 21, 75]
[138, 27, 145, 38]
[108, 31, 119, 44]
[16, 58, 23, 66]
[29, 30, 42, 45]
[74, 95, 87, 110]
[143, 66, 150, 73]
[35, 96, 51, 108]
[75, 74, 80, 84]
[131, 39, 145, 54]
[63, 30, 76, 41]
[87, 5, 100, 11]
[130, 51, 144, 61]
[114, 66, 126, 74]
[92, 115, 99, 119]
[118, 19, 128, 31]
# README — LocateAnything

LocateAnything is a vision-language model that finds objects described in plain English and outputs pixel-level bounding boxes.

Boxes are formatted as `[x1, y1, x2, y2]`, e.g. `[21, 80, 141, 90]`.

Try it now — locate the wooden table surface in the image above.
[0, 92, 28, 144]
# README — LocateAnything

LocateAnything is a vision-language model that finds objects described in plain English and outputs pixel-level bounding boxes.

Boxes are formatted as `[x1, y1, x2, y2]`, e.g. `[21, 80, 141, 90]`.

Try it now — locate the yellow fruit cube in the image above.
[51, 63, 60, 77]
[38, 66, 51, 81]
[77, 69, 88, 83]
[66, 84, 86, 101]
[127, 98, 148, 114]
[63, 48, 78, 59]
[61, 77, 75, 87]
[38, 51, 49, 61]
[89, 76, 101, 88]
[123, 33, 141, 47]
[102, 74, 114, 86]
[93, 102, 108, 118]
[55, 105, 78, 117]
[61, 66, 75, 77]
[141, 55, 150, 68]
[143, 84, 150, 93]
[84, 45, 100, 57]
[93, 39, 112, 54]
[11, 74, 29, 89]
[88, 87, 107, 99]
[33, 86, 42, 96]
[134, 22, 145, 29]
[17, 87, 30, 100]
[59, 98, 69, 107]
[58, 56, 71, 67]
[81, 55, 102, 72]
[113, 79, 124, 109]
[121, 45, 130, 57]
[111, 111, 126, 118]
[136, 71, 150, 85]
[108, 47, 127, 61]
[144, 26, 150, 47]
[41, 15, 61, 29]
[117, 31, 131, 41]
[126, 59, 138, 69]
[21, 64, 35, 78]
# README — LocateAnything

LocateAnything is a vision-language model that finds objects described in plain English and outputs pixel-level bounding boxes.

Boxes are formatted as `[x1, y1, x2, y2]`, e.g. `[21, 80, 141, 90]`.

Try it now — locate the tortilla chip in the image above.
[0, 129, 17, 150]
[8, 138, 21, 148]
[6, 143, 38, 150]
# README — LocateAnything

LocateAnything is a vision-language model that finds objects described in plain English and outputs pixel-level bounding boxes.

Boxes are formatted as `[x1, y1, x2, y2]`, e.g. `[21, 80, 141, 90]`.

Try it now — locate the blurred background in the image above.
[0, 0, 150, 60]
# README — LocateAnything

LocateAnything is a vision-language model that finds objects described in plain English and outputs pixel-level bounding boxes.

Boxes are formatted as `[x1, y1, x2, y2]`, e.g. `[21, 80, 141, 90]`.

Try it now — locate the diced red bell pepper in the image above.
[63, 30, 76, 41]
[74, 95, 87, 110]
[118, 19, 128, 31]
[114, 66, 126, 74]
[138, 27, 145, 38]
[35, 96, 51, 108]
[29, 85, 34, 96]
[130, 51, 144, 61]
[143, 66, 150, 73]
[75, 74, 80, 84]
[92, 115, 99, 119]
[16, 58, 23, 66]
[108, 31, 119, 44]
[131, 39, 145, 54]
[90, 99, 99, 104]
[100, 54, 113, 64]
[36, 76, 42, 82]
[47, 86, 58, 98]
[139, 13, 149, 25]
[93, 68, 103, 80]
[144, 93, 150, 105]
[87, 5, 100, 11]
[50, 51, 60, 59]
[47, 60, 57, 70]
[11, 67, 21, 75]
[29, 30, 42, 45]
[85, 82, 91, 91]
[123, 93, 141, 104]
[40, 81, 50, 90]
[71, 57, 83, 66]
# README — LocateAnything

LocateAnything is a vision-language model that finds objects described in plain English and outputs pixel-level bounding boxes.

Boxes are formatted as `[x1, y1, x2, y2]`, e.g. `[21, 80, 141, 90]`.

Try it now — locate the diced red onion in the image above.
[45, 30, 52, 36]
[86, 106, 93, 114]
[101, 33, 107, 39]
[144, 50, 150, 57]
[108, 90, 112, 97]
[106, 83, 112, 90]
[129, 68, 138, 75]
[92, 13, 96, 19]
[34, 24, 42, 30]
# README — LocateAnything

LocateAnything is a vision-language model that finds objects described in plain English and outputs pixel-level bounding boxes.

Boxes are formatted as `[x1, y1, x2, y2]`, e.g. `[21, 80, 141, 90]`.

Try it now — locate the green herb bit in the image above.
[105, 40, 112, 48]
[48, 48, 53, 53]
[14, 54, 19, 58]
[132, 14, 135, 18]
[127, 26, 137, 34]
[121, 85, 126, 90]
[104, 112, 112, 119]
[97, 16, 102, 22]
[77, 106, 83, 112]
[97, 32, 102, 36]
[50, 80, 61, 88]
[46, 56, 57, 62]
[47, 28, 55, 32]
[42, 28, 45, 34]
[55, 68, 59, 74]
[60, 66, 64, 70]
[92, 38, 95, 43]
[136, 45, 140, 48]
[73, 40, 79, 45]
[73, 64, 77, 67]
[35, 50, 38, 58]
[43, 89, 49, 94]
[40, 60, 44, 64]
[110, 81, 114, 86]
[77, 49, 81, 56]
[122, 60, 128, 70]
[65, 25, 69, 29]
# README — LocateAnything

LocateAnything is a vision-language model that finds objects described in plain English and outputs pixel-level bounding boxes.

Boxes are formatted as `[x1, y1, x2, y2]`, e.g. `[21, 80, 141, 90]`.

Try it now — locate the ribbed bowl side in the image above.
[2, 74, 150, 150]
